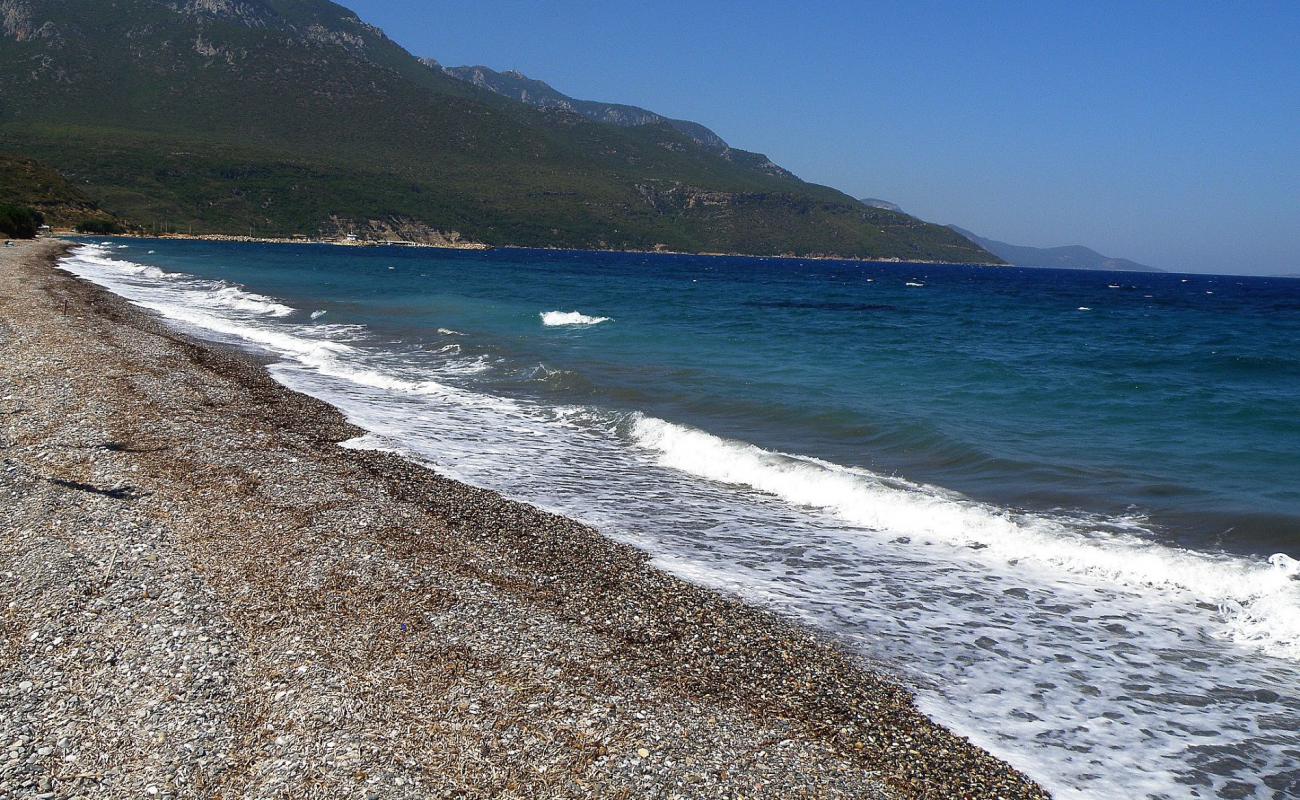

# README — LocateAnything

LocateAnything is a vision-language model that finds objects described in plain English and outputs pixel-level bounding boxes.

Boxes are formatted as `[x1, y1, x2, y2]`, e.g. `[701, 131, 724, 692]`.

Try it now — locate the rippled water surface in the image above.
[63, 239, 1300, 799]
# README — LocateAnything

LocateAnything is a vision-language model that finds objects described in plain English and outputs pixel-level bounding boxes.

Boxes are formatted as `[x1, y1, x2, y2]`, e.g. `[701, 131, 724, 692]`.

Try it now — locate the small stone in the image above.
[637, 748, 650, 759]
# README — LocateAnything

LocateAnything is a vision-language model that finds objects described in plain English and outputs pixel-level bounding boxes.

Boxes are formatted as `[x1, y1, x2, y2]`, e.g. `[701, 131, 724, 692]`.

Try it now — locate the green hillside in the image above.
[0, 0, 997, 262]
[0, 154, 119, 228]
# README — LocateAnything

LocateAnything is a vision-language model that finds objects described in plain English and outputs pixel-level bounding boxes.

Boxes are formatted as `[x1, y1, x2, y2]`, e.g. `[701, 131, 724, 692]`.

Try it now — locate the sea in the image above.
[61, 239, 1300, 799]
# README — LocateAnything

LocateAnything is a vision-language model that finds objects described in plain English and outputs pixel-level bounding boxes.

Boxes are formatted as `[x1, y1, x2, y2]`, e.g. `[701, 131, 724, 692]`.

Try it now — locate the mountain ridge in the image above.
[427, 60, 734, 155]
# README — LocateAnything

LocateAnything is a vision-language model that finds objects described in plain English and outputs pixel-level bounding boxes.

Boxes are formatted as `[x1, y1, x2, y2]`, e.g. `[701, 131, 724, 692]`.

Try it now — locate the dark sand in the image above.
[0, 239, 1050, 799]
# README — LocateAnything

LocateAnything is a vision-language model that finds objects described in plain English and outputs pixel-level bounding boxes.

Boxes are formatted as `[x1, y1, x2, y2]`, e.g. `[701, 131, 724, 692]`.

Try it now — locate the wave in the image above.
[73, 248, 170, 280]
[627, 414, 1300, 658]
[207, 286, 295, 317]
[540, 310, 611, 326]
[60, 246, 515, 410]
[64, 244, 295, 317]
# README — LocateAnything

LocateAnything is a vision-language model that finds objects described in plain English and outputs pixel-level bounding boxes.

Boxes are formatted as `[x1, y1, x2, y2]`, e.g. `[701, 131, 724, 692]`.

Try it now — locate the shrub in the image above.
[75, 218, 126, 235]
[0, 204, 43, 238]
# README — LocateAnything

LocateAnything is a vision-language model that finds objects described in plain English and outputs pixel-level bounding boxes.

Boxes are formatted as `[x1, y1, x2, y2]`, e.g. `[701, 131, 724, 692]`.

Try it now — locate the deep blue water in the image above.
[65, 239, 1300, 799]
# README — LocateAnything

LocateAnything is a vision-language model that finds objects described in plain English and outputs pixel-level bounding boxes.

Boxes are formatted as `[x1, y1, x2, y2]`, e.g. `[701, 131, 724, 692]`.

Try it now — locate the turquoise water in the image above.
[65, 239, 1300, 799]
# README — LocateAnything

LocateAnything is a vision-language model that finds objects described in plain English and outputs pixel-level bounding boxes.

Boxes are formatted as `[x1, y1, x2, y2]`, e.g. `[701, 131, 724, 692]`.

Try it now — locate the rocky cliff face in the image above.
[168, 0, 273, 24]
[1, 1, 59, 43]
[860, 197, 903, 213]
[320, 215, 486, 248]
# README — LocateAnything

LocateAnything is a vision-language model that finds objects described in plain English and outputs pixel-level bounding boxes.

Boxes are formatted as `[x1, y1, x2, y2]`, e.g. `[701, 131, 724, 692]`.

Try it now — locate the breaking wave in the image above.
[628, 414, 1300, 659]
[540, 310, 611, 326]
[64, 244, 295, 318]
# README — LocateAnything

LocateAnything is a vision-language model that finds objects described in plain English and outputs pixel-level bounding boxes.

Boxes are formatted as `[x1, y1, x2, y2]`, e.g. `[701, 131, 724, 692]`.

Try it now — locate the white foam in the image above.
[1271, 553, 1300, 577]
[207, 286, 295, 316]
[311, 310, 328, 320]
[540, 310, 611, 326]
[628, 414, 1300, 659]
[905, 281, 925, 287]
[73, 248, 170, 279]
[63, 245, 294, 318]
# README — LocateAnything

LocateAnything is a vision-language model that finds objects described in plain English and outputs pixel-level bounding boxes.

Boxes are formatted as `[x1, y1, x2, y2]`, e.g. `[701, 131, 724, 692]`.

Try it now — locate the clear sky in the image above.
[345, 1, 1299, 274]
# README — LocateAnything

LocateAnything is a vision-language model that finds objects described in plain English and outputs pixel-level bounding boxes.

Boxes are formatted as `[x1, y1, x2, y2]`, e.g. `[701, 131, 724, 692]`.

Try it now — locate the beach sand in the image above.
[0, 239, 1049, 799]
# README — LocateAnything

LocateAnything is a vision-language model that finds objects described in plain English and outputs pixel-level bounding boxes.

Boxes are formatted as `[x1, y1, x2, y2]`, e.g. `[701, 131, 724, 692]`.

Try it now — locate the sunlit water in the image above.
[62, 239, 1300, 799]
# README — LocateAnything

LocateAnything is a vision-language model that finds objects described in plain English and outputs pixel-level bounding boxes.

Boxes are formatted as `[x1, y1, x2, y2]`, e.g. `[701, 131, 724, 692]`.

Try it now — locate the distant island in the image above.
[0, 0, 995, 263]
[857, 199, 1160, 272]
[947, 226, 1163, 272]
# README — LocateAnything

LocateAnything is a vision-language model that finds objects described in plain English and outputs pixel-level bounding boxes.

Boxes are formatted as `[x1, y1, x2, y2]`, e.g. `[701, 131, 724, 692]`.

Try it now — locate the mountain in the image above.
[429, 60, 731, 154]
[0, 0, 997, 262]
[860, 198, 903, 213]
[948, 227, 1162, 272]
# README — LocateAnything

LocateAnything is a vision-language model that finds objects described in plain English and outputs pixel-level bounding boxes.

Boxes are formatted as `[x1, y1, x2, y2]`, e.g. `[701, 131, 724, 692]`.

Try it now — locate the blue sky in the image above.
[346, 1, 1299, 274]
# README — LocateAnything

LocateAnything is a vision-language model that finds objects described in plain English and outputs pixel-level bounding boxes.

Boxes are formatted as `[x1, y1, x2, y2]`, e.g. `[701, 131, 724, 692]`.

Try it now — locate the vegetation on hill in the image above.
[0, 154, 122, 230]
[75, 218, 128, 235]
[0, 0, 997, 262]
[0, 203, 42, 238]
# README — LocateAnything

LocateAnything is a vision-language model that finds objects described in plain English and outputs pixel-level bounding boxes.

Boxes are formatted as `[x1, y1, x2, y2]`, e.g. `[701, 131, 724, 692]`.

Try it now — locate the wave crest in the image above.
[67, 245, 295, 317]
[540, 310, 611, 326]
[628, 413, 1300, 658]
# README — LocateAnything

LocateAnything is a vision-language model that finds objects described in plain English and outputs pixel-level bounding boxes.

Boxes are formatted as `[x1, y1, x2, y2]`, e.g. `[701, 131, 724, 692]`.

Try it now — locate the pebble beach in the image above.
[0, 239, 1050, 799]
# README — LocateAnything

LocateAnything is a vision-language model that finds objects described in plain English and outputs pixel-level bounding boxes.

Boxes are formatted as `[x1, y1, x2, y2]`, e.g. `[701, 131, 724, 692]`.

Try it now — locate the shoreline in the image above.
[57, 230, 493, 251]
[59, 231, 1005, 267]
[0, 239, 1048, 798]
